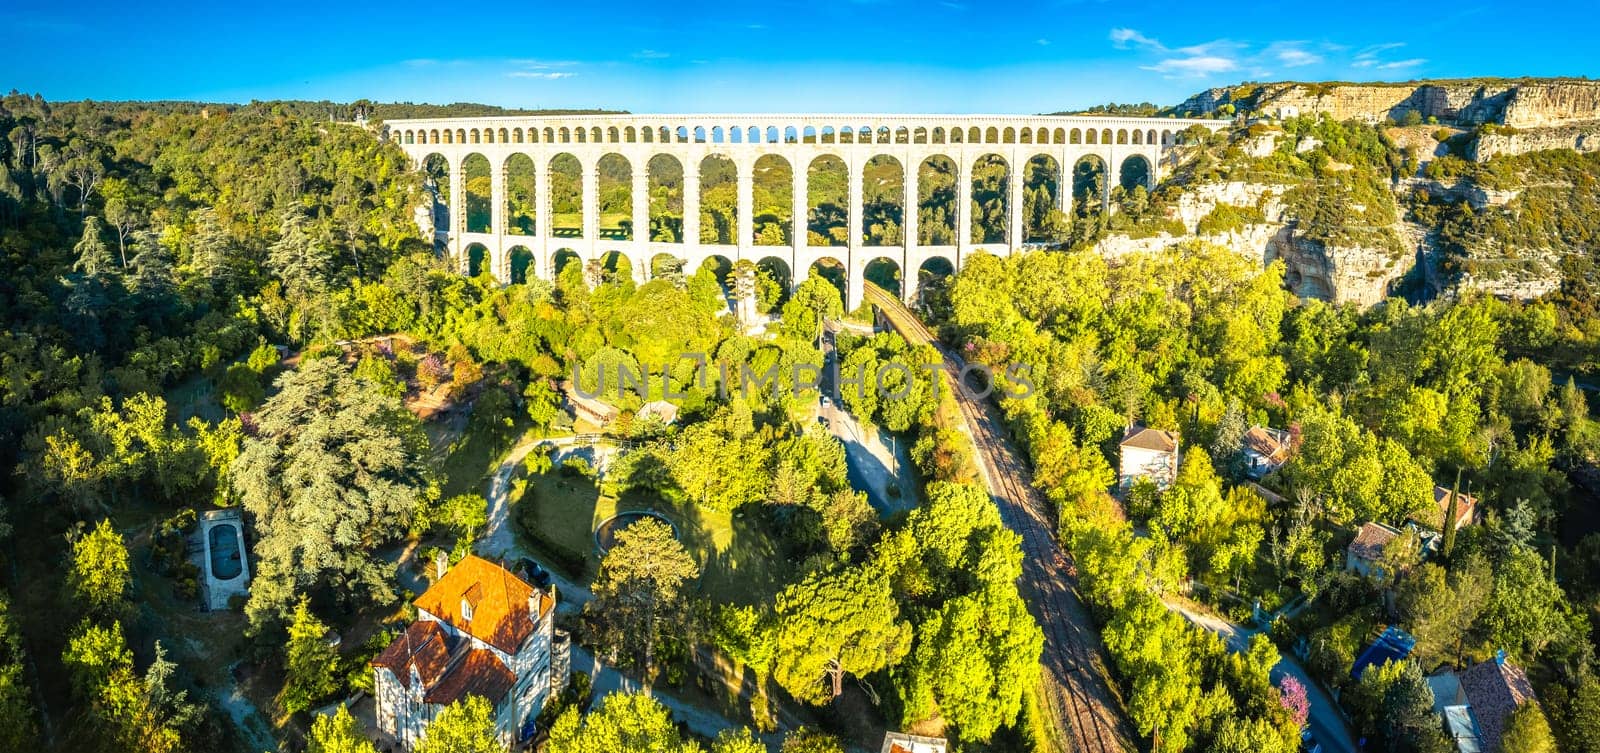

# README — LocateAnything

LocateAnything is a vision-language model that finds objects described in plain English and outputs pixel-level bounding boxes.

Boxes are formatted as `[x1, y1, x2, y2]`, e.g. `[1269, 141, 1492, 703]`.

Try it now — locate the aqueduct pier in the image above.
[384, 113, 1227, 310]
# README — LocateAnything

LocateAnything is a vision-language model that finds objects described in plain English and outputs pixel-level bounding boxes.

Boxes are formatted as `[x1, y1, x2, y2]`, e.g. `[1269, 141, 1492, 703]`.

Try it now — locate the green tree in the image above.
[1395, 555, 1490, 663]
[73, 216, 118, 279]
[0, 597, 36, 751]
[68, 519, 131, 620]
[282, 599, 340, 715]
[61, 621, 196, 753]
[896, 587, 1043, 741]
[779, 276, 843, 342]
[586, 518, 699, 678]
[267, 210, 332, 297]
[780, 728, 846, 753]
[416, 695, 504, 753]
[306, 705, 378, 753]
[1500, 702, 1557, 753]
[546, 692, 699, 753]
[231, 358, 435, 631]
[773, 565, 911, 704]
[1482, 544, 1584, 661]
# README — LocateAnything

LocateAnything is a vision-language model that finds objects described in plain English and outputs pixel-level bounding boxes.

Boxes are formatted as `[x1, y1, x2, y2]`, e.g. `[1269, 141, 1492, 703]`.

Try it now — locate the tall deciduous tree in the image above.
[546, 692, 699, 753]
[281, 599, 340, 714]
[415, 696, 503, 753]
[306, 705, 377, 753]
[68, 519, 131, 620]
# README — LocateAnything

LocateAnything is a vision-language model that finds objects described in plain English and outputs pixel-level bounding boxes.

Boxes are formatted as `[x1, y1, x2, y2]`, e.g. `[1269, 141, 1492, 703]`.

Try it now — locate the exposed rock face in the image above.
[1400, 178, 1520, 209]
[1471, 123, 1600, 161]
[1171, 181, 1284, 231]
[1502, 82, 1600, 127]
[1096, 181, 1416, 305]
[1176, 79, 1600, 128]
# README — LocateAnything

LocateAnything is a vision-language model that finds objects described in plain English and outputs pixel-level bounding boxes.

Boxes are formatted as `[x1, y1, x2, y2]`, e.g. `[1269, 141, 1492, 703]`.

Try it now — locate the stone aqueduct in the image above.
[385, 114, 1226, 310]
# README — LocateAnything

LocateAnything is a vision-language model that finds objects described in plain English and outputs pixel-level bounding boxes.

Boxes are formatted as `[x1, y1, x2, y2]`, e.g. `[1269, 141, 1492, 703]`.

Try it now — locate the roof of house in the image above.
[1242, 426, 1291, 461]
[880, 732, 948, 753]
[560, 381, 619, 422]
[1442, 705, 1484, 753]
[1350, 625, 1416, 680]
[413, 555, 549, 655]
[371, 620, 453, 690]
[1428, 670, 1468, 713]
[1348, 522, 1401, 563]
[1461, 655, 1537, 753]
[422, 648, 517, 706]
[638, 399, 679, 424]
[1433, 486, 1479, 527]
[1120, 425, 1179, 454]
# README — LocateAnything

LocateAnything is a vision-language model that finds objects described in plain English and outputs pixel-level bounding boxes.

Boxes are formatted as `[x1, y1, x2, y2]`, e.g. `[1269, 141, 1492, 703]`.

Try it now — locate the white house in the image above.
[1119, 425, 1180, 490]
[882, 732, 948, 753]
[372, 555, 560, 751]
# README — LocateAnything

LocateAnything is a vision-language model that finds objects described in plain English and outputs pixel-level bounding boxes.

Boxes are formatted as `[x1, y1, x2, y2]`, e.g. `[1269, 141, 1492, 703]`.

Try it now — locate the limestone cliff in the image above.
[1092, 180, 1417, 305]
[1470, 122, 1600, 161]
[1175, 79, 1600, 128]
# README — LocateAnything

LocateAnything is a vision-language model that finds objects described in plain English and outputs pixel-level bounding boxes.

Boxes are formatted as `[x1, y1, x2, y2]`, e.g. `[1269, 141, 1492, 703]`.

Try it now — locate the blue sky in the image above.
[3, 1, 1594, 112]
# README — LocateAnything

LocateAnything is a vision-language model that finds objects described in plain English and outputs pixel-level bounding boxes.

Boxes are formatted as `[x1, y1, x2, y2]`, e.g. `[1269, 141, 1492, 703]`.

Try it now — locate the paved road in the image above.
[818, 325, 918, 517]
[1167, 600, 1356, 753]
[477, 436, 596, 609]
[864, 284, 1136, 753]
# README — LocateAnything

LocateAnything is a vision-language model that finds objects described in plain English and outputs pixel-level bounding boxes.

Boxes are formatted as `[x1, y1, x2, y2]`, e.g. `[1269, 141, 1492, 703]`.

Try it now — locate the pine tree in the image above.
[1441, 468, 1461, 559]
[73, 217, 118, 278]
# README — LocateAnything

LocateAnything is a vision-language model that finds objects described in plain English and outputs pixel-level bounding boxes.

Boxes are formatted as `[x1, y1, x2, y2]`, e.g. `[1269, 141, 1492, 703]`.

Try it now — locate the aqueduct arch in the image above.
[391, 112, 1225, 309]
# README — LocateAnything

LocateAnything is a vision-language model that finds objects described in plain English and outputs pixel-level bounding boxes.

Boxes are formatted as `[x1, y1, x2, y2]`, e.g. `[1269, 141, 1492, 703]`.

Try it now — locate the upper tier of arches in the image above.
[384, 114, 1223, 149]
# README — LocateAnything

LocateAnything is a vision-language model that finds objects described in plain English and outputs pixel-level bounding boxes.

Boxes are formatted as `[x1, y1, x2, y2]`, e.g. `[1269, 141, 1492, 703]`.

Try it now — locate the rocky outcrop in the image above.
[1401, 178, 1520, 209]
[1171, 181, 1286, 231]
[1502, 82, 1600, 127]
[1176, 79, 1600, 128]
[1097, 176, 1416, 305]
[1470, 122, 1600, 161]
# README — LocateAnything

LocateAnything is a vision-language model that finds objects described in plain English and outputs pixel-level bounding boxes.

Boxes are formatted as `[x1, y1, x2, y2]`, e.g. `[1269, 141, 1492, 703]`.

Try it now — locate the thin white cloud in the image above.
[508, 71, 576, 80]
[1140, 55, 1239, 77]
[1037, 38, 1051, 46]
[1276, 48, 1322, 67]
[1355, 42, 1406, 58]
[1110, 27, 1163, 51]
[633, 49, 670, 59]
[1378, 58, 1427, 70]
[507, 58, 578, 69]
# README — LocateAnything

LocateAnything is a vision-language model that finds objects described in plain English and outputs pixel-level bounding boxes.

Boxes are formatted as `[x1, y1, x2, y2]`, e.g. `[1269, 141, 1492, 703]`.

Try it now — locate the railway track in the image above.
[863, 283, 1133, 753]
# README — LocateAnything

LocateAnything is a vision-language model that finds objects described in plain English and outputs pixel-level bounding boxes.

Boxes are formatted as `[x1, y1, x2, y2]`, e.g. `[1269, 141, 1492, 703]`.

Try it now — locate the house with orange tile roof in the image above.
[372, 554, 561, 751]
[1415, 486, 1479, 532]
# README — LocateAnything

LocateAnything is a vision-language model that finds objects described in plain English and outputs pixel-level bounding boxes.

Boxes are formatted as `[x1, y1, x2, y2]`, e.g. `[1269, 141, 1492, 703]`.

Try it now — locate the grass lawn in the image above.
[513, 471, 796, 605]
[550, 211, 634, 240]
